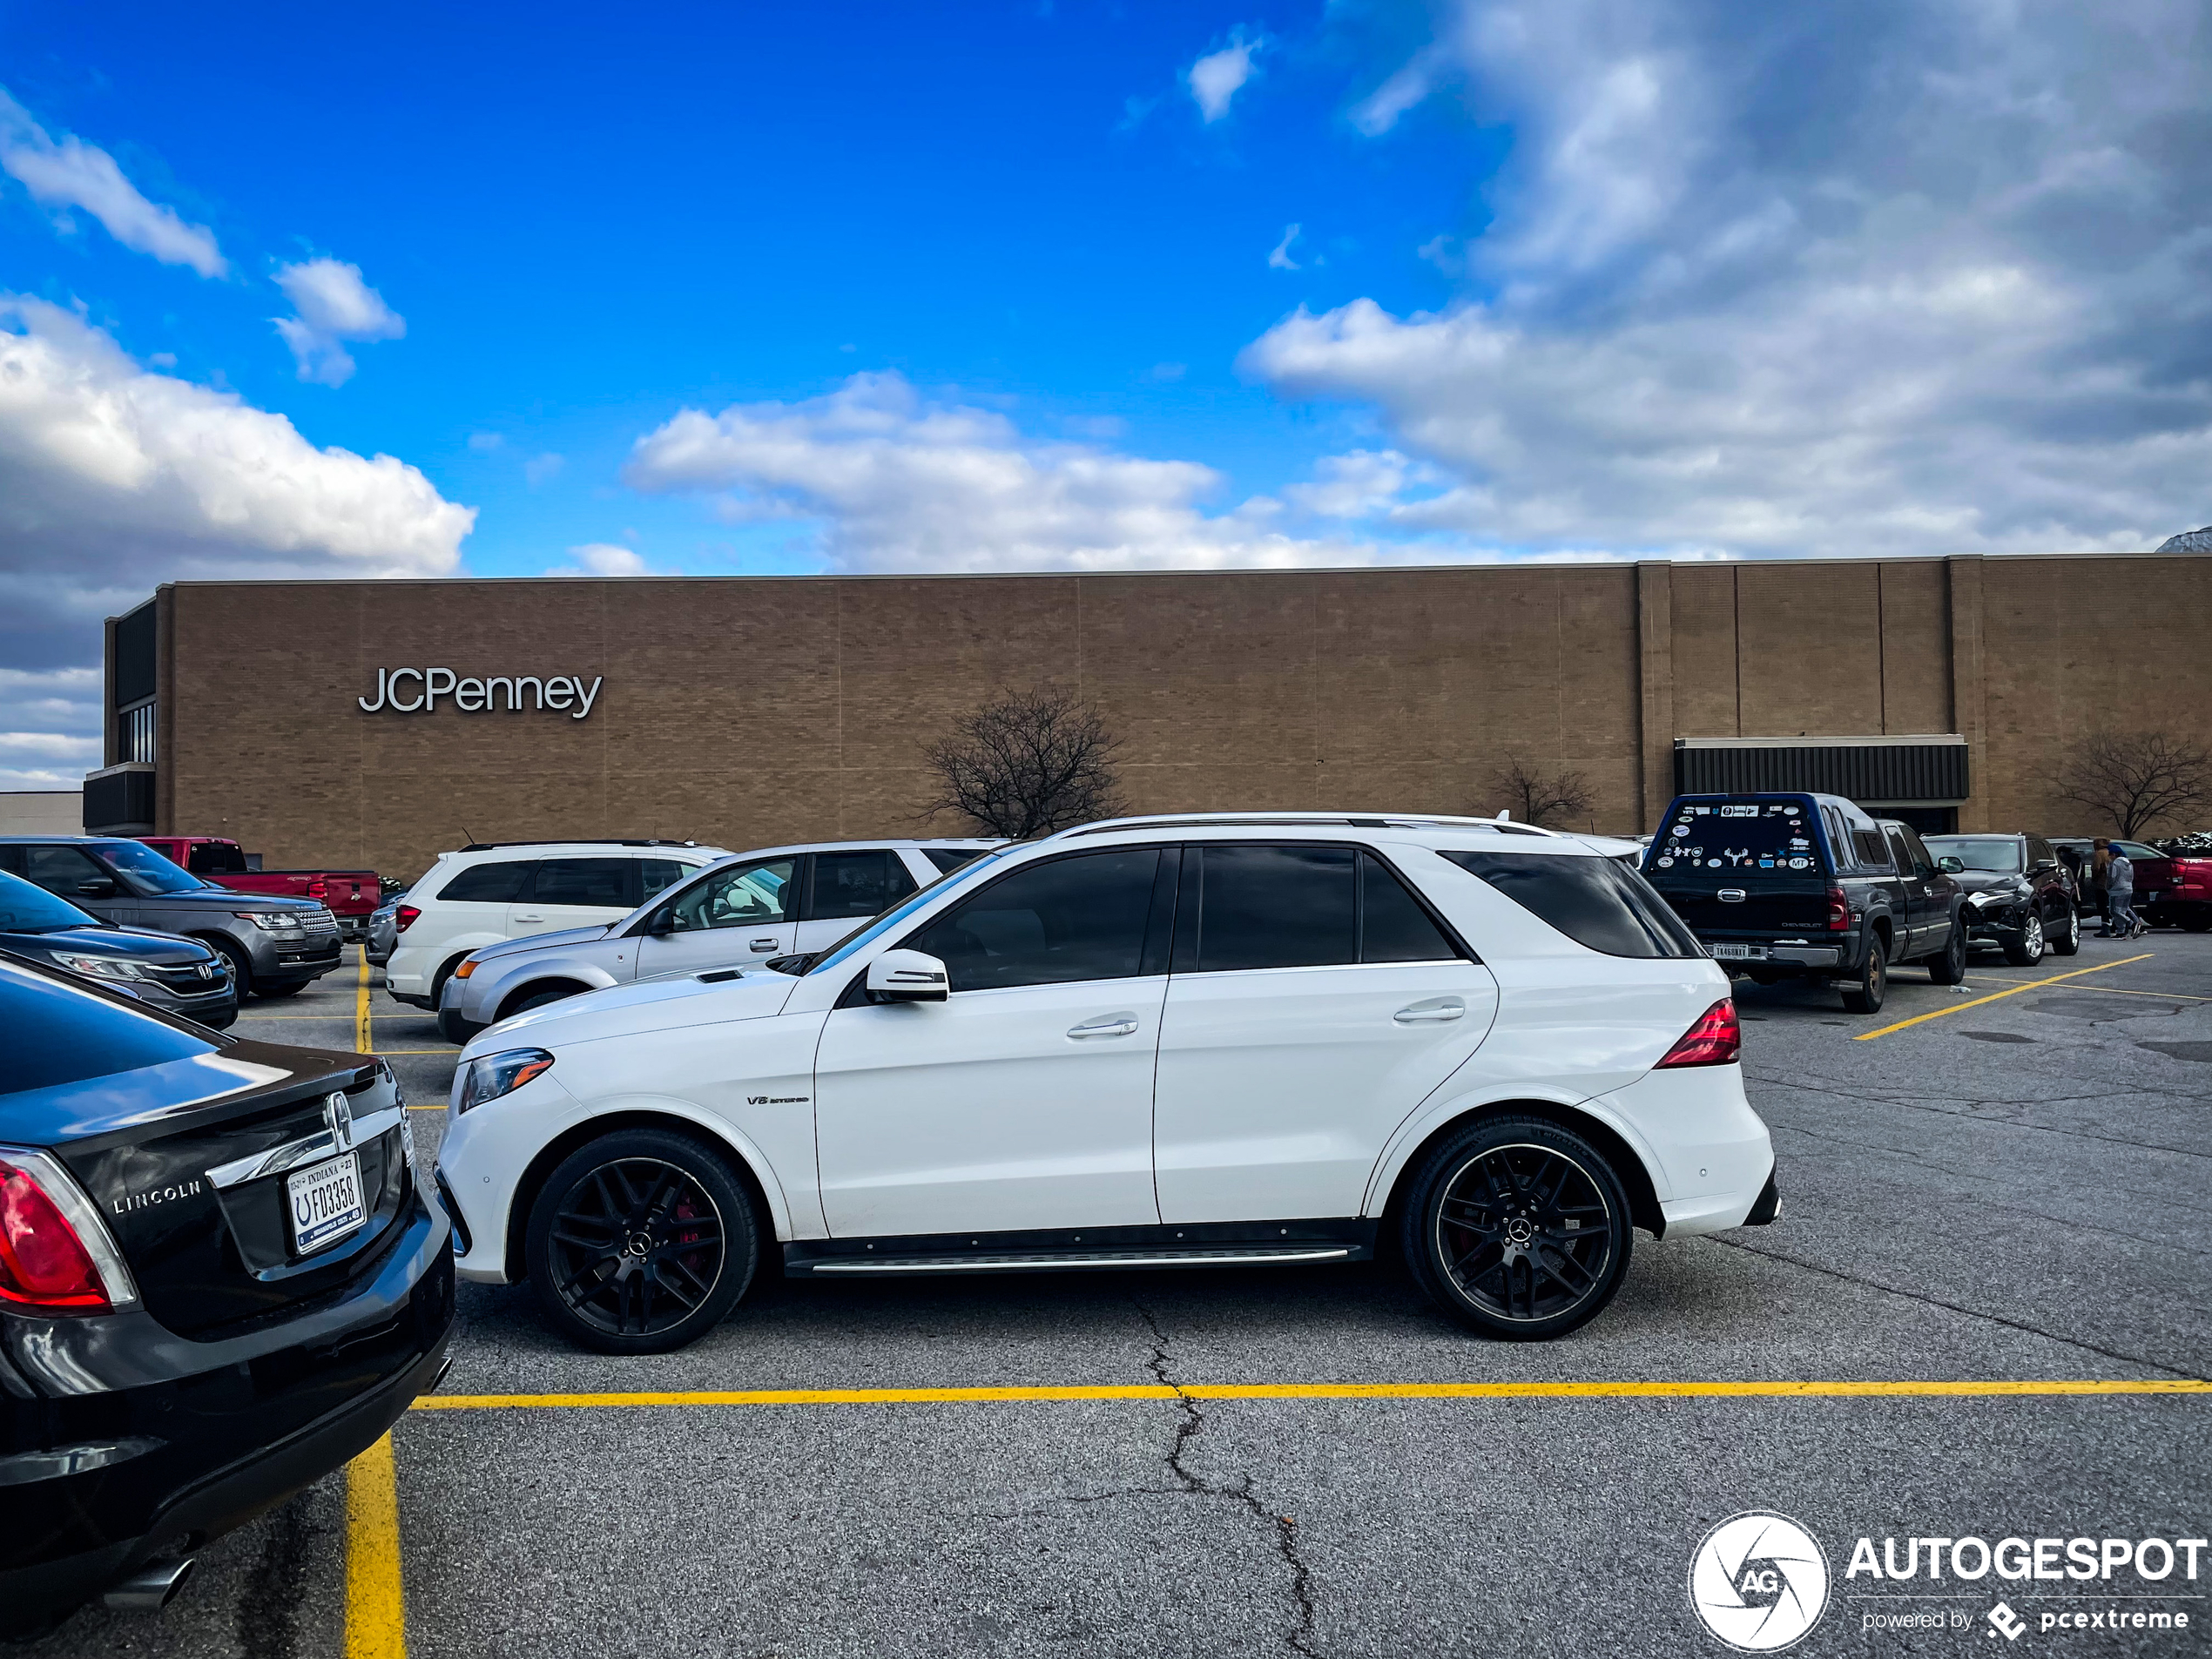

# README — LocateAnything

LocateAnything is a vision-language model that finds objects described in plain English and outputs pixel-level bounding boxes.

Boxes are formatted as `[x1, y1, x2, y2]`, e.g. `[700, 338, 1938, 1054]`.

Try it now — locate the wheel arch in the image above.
[495, 976, 597, 1023]
[502, 1103, 792, 1283]
[1368, 1096, 1667, 1244]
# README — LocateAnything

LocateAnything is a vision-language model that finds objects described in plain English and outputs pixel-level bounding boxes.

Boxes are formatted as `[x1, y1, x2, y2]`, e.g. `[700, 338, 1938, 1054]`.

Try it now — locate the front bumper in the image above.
[0, 1207, 453, 1627]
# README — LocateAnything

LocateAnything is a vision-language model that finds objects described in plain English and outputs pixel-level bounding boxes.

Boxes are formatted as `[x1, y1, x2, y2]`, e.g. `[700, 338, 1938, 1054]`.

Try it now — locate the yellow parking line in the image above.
[1967, 981, 2210, 1003]
[1855, 955, 2154, 1041]
[411, 1379, 2212, 1410]
[343, 1432, 407, 1659]
[354, 950, 372, 1055]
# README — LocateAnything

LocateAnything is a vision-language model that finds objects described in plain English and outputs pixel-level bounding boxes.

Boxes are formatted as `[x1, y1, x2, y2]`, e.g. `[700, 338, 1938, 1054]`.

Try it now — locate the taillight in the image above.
[0, 1152, 137, 1313]
[395, 905, 421, 933]
[1657, 999, 1742, 1068]
[1825, 884, 1851, 931]
[308, 877, 327, 900]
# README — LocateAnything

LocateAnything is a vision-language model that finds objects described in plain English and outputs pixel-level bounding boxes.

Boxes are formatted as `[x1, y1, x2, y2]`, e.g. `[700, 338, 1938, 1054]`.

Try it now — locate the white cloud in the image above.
[1243, 0, 2212, 558]
[0, 293, 472, 683]
[0, 666, 101, 791]
[1284, 450, 1424, 520]
[624, 371, 1392, 572]
[553, 543, 649, 577]
[523, 452, 564, 485]
[1268, 224, 1303, 271]
[468, 431, 505, 452]
[1187, 37, 1260, 123]
[272, 258, 405, 386]
[1350, 44, 1450, 136]
[0, 90, 226, 277]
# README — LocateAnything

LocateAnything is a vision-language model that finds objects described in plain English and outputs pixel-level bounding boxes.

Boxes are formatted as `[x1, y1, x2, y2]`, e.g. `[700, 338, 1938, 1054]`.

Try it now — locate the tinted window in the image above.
[88, 840, 205, 894]
[810, 849, 918, 921]
[666, 859, 794, 932]
[1360, 853, 1460, 962]
[907, 850, 1159, 992]
[185, 842, 249, 874]
[923, 846, 991, 874]
[1443, 850, 1703, 959]
[640, 859, 689, 900]
[0, 870, 99, 933]
[0, 959, 222, 1095]
[2115, 841, 2161, 861]
[529, 858, 633, 908]
[1851, 830, 1893, 870]
[21, 846, 110, 899]
[1190, 845, 1356, 972]
[1648, 800, 1824, 878]
[1899, 827, 1939, 876]
[436, 860, 534, 904]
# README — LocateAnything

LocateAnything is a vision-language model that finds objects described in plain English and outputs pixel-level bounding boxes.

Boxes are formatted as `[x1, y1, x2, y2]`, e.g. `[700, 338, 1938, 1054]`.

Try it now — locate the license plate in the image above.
[1708, 943, 1764, 961]
[287, 1152, 366, 1254]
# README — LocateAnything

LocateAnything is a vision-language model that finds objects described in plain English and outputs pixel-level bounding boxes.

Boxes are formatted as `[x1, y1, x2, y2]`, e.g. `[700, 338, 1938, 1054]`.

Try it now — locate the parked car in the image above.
[0, 871, 237, 1028]
[0, 953, 453, 1635]
[384, 840, 733, 1013]
[432, 812, 1777, 1354]
[2050, 837, 2197, 931]
[1921, 834, 2081, 964]
[0, 837, 340, 1000]
[135, 837, 383, 941]
[365, 889, 406, 967]
[436, 839, 1000, 1043]
[1642, 793, 1965, 1014]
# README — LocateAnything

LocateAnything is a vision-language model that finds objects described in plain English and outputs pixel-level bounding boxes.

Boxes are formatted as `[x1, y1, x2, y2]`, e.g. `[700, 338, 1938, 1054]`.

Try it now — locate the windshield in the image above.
[1647, 800, 1824, 878]
[804, 846, 1020, 975]
[1923, 836, 2021, 873]
[0, 870, 100, 934]
[90, 840, 212, 895]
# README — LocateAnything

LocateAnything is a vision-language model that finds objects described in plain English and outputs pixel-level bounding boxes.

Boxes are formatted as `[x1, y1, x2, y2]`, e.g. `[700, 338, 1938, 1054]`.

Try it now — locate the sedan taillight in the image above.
[395, 905, 421, 933]
[1657, 999, 1742, 1068]
[0, 1152, 135, 1312]
[1826, 884, 1851, 931]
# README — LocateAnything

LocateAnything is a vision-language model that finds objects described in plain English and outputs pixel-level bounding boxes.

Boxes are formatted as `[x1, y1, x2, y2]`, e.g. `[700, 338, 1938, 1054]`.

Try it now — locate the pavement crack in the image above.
[1133, 1299, 1320, 1656]
[1707, 1235, 2209, 1382]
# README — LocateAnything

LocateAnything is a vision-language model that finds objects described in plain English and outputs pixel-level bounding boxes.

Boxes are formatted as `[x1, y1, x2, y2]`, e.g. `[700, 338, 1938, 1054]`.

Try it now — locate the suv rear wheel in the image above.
[2047, 905, 2080, 957]
[1399, 1116, 1634, 1341]
[1840, 935, 1887, 1014]
[525, 1128, 758, 1353]
[1925, 921, 1966, 984]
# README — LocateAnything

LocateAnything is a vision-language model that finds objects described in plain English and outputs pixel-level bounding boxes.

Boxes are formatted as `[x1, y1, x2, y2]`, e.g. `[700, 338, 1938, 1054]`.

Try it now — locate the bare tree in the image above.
[921, 684, 1126, 839]
[1482, 760, 1595, 828]
[2056, 732, 2212, 839]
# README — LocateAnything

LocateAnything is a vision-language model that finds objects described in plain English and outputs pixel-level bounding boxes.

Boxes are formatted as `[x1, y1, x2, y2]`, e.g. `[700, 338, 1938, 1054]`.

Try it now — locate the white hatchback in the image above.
[384, 840, 732, 1012]
[434, 813, 1777, 1352]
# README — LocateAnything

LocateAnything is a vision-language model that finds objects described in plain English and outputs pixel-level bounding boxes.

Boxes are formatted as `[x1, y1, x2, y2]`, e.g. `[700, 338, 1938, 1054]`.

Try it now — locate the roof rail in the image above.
[457, 838, 704, 852]
[1049, 812, 1569, 841]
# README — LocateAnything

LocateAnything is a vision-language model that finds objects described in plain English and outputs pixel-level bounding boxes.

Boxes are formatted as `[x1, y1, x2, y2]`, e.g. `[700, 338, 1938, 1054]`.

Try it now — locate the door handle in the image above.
[749, 937, 780, 951]
[512, 912, 543, 923]
[1394, 998, 1467, 1024]
[1068, 1015, 1140, 1039]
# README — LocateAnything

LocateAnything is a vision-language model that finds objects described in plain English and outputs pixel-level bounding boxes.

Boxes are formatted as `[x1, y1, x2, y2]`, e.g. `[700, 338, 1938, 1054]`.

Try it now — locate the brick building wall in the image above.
[132, 554, 2210, 877]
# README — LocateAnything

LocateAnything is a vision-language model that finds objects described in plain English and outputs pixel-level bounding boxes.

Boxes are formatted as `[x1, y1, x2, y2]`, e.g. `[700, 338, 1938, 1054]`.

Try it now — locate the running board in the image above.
[797, 1244, 1354, 1278]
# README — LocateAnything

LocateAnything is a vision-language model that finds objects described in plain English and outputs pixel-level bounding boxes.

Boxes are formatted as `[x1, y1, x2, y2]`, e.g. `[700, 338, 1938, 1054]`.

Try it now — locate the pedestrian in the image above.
[2090, 838, 2114, 934]
[2107, 842, 2144, 939]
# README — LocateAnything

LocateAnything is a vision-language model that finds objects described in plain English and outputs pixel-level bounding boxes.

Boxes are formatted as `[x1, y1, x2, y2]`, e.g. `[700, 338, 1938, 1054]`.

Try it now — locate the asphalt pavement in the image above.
[24, 930, 2212, 1658]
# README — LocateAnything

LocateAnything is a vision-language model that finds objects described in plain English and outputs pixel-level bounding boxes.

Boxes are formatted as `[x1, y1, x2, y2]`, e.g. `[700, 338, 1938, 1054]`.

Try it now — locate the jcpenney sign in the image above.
[357, 669, 604, 719]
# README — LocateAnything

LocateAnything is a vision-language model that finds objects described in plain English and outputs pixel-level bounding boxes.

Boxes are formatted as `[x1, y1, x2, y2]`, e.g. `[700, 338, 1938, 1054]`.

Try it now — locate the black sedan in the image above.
[0, 953, 453, 1636]
[0, 870, 237, 1029]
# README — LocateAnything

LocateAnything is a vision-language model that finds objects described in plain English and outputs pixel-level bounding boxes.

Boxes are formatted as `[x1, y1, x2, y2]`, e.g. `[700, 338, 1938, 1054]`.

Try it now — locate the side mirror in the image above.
[76, 878, 118, 898]
[1937, 856, 1965, 874]
[867, 948, 949, 1003]
[643, 907, 676, 936]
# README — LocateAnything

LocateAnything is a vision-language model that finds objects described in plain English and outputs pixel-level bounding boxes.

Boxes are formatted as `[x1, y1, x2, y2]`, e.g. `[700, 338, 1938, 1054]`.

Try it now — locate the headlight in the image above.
[455, 1049, 555, 1115]
[50, 951, 148, 981]
[237, 911, 307, 933]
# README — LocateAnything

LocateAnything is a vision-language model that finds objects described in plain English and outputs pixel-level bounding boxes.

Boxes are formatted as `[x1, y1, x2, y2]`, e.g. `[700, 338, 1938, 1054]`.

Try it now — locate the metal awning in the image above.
[1674, 735, 1967, 806]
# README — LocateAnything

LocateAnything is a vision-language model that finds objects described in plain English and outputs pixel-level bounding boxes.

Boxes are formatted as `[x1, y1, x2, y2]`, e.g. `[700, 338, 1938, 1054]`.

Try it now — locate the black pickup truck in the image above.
[1642, 792, 1965, 1014]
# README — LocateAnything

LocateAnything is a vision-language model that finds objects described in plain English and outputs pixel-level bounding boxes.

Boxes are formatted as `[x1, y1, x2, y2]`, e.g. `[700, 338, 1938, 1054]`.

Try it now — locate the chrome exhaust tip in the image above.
[104, 1557, 194, 1611]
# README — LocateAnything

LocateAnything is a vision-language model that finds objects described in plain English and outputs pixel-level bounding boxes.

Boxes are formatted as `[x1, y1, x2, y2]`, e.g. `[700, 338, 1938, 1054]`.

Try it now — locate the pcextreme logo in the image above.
[1689, 1512, 1831, 1652]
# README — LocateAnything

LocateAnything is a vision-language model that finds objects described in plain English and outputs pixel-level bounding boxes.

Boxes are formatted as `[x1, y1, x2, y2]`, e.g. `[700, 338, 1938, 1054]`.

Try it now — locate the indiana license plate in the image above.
[1708, 943, 1764, 961]
[287, 1151, 366, 1254]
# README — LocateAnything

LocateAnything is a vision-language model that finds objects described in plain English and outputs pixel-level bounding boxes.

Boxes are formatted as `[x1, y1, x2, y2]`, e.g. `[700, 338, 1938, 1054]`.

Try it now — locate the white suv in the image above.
[433, 813, 1777, 1352]
[385, 840, 731, 1013]
[435, 839, 1000, 1042]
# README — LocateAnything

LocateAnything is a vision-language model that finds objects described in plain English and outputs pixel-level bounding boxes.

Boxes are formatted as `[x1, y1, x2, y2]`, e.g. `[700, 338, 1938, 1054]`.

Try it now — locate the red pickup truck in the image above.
[136, 835, 384, 940]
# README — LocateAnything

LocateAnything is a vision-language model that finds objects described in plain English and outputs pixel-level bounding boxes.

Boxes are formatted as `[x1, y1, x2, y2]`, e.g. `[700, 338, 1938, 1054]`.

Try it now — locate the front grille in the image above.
[146, 961, 228, 991]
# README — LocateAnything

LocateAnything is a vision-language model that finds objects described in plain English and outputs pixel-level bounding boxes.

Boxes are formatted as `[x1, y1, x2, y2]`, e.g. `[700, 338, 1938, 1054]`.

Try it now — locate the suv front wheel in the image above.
[2003, 912, 2046, 967]
[1399, 1116, 1634, 1341]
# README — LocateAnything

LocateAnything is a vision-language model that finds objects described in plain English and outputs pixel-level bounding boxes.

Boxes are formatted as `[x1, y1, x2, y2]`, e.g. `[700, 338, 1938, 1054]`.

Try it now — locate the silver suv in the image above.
[437, 839, 997, 1042]
[0, 836, 338, 999]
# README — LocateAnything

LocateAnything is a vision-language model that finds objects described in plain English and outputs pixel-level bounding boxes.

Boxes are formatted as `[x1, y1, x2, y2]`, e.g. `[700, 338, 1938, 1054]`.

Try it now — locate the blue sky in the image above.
[2, 0, 2208, 785]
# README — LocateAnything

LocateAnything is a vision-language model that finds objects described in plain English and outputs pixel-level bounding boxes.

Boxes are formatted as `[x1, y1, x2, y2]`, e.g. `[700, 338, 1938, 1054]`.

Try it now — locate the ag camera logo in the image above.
[1689, 1512, 1831, 1651]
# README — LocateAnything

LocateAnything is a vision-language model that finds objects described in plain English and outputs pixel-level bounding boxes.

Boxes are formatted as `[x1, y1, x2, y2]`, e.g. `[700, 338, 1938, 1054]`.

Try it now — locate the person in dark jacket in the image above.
[2089, 838, 2113, 934]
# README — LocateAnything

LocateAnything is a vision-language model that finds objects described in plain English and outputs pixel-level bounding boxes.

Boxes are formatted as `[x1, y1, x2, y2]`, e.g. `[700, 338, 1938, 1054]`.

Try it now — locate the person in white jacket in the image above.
[2105, 846, 2143, 938]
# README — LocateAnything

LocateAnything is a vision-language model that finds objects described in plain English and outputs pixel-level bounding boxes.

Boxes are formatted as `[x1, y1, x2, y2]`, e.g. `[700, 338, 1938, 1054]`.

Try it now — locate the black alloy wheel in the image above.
[1400, 1116, 1633, 1340]
[2003, 911, 2046, 967]
[2048, 904, 2081, 956]
[1926, 919, 1967, 984]
[525, 1128, 757, 1353]
[1840, 935, 1887, 1014]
